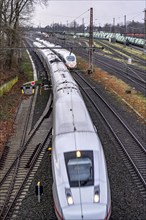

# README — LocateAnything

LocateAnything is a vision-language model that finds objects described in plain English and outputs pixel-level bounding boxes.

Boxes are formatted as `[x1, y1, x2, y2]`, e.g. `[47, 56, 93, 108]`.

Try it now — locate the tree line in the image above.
[41, 20, 144, 35]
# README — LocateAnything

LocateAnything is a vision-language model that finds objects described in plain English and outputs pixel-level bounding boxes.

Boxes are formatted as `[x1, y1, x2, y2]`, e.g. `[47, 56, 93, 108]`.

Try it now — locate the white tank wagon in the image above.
[32, 41, 111, 220]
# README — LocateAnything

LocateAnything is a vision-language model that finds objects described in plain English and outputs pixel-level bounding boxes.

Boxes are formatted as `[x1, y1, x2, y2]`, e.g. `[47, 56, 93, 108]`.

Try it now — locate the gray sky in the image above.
[31, 0, 146, 27]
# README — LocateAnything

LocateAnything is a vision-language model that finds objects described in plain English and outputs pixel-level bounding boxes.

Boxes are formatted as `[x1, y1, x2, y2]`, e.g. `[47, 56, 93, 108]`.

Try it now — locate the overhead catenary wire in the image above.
[0, 46, 99, 50]
[68, 9, 90, 27]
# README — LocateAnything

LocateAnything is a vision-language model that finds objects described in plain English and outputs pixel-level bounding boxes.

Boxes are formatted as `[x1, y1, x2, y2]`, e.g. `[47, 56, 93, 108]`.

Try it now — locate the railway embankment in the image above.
[0, 51, 33, 157]
[0, 74, 26, 158]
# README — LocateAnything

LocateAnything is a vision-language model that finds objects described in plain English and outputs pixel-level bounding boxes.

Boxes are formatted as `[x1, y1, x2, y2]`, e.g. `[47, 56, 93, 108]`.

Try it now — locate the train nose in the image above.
[62, 203, 110, 220]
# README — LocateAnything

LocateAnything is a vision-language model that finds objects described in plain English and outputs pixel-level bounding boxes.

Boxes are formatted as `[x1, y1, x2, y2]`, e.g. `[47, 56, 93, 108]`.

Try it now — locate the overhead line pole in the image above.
[88, 7, 93, 74]
[124, 15, 127, 46]
[124, 15, 127, 34]
[144, 8, 146, 52]
[82, 18, 85, 33]
[113, 17, 116, 42]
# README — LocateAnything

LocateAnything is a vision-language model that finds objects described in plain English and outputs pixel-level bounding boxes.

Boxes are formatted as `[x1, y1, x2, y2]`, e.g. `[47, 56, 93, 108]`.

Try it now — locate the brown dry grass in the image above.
[0, 74, 28, 157]
[77, 56, 146, 121]
[0, 69, 18, 85]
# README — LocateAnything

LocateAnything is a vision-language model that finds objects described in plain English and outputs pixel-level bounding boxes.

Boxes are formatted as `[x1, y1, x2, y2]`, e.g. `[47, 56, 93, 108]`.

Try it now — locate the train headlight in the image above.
[94, 193, 100, 203]
[94, 186, 100, 203]
[65, 188, 74, 205]
[67, 195, 74, 205]
[76, 150, 81, 157]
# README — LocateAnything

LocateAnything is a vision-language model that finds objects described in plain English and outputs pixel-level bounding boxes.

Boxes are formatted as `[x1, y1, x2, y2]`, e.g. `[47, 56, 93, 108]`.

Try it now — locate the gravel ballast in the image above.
[15, 73, 145, 220]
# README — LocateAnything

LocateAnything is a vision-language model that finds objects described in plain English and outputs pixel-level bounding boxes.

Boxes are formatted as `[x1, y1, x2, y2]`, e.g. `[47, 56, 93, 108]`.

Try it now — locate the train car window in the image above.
[50, 58, 60, 63]
[66, 56, 75, 61]
[68, 158, 92, 181]
[64, 151, 94, 187]
[61, 74, 66, 78]
[57, 87, 77, 92]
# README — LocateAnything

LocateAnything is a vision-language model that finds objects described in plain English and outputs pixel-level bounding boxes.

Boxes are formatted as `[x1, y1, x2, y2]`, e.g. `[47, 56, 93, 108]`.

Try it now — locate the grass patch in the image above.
[102, 40, 146, 60]
[0, 111, 10, 120]
[20, 51, 33, 82]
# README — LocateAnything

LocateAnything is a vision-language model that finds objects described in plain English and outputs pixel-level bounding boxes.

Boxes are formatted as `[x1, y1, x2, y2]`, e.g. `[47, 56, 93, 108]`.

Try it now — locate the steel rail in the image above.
[1, 129, 52, 220]
[74, 50, 146, 94]
[73, 71, 146, 190]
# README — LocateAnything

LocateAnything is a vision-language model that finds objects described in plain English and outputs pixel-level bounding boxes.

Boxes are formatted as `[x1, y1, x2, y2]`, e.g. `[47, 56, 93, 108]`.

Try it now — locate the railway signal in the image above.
[31, 81, 35, 86]
[21, 81, 36, 95]
[35, 181, 43, 203]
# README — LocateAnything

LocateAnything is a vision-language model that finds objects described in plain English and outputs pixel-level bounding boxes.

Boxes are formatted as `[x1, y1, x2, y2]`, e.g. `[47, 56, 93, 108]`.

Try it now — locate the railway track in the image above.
[0, 93, 53, 220]
[58, 37, 146, 95]
[94, 39, 146, 66]
[74, 46, 146, 95]
[0, 95, 34, 174]
[73, 70, 146, 200]
[93, 55, 146, 93]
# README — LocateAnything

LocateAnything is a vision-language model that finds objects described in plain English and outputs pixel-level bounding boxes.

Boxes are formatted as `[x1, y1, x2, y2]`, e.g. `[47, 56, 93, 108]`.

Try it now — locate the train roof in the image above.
[36, 38, 76, 57]
[37, 38, 56, 48]
[54, 48, 75, 55]
[33, 41, 44, 48]
[53, 132, 102, 155]
[51, 61, 68, 72]
[54, 94, 95, 136]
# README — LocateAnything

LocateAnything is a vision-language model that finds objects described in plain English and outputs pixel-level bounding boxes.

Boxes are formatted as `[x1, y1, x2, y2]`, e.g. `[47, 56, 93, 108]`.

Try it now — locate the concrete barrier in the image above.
[0, 76, 18, 96]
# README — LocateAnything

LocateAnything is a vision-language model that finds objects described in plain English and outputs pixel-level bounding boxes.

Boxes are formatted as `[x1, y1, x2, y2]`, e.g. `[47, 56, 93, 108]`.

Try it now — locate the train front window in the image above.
[64, 151, 94, 187]
[66, 56, 75, 61]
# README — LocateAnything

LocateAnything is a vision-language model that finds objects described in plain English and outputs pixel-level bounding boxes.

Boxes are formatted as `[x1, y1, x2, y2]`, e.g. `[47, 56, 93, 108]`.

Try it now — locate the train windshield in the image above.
[64, 151, 94, 187]
[66, 55, 75, 61]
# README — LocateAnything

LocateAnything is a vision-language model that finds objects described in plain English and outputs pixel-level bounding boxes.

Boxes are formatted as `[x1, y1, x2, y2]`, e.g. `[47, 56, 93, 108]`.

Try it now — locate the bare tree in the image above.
[0, 0, 5, 70]
[0, 0, 48, 69]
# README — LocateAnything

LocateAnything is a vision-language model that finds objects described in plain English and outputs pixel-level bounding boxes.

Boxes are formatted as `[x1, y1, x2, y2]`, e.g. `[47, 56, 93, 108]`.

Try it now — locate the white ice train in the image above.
[52, 46, 77, 69]
[35, 38, 77, 69]
[33, 41, 111, 220]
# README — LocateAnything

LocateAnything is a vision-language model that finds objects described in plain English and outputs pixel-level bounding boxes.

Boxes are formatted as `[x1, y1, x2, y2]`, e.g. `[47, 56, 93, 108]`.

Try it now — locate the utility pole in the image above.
[74, 20, 76, 34]
[144, 8, 146, 51]
[82, 18, 84, 33]
[88, 7, 93, 74]
[113, 17, 116, 41]
[124, 15, 127, 35]
[113, 18, 115, 28]
[67, 20, 68, 31]
[124, 15, 127, 46]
